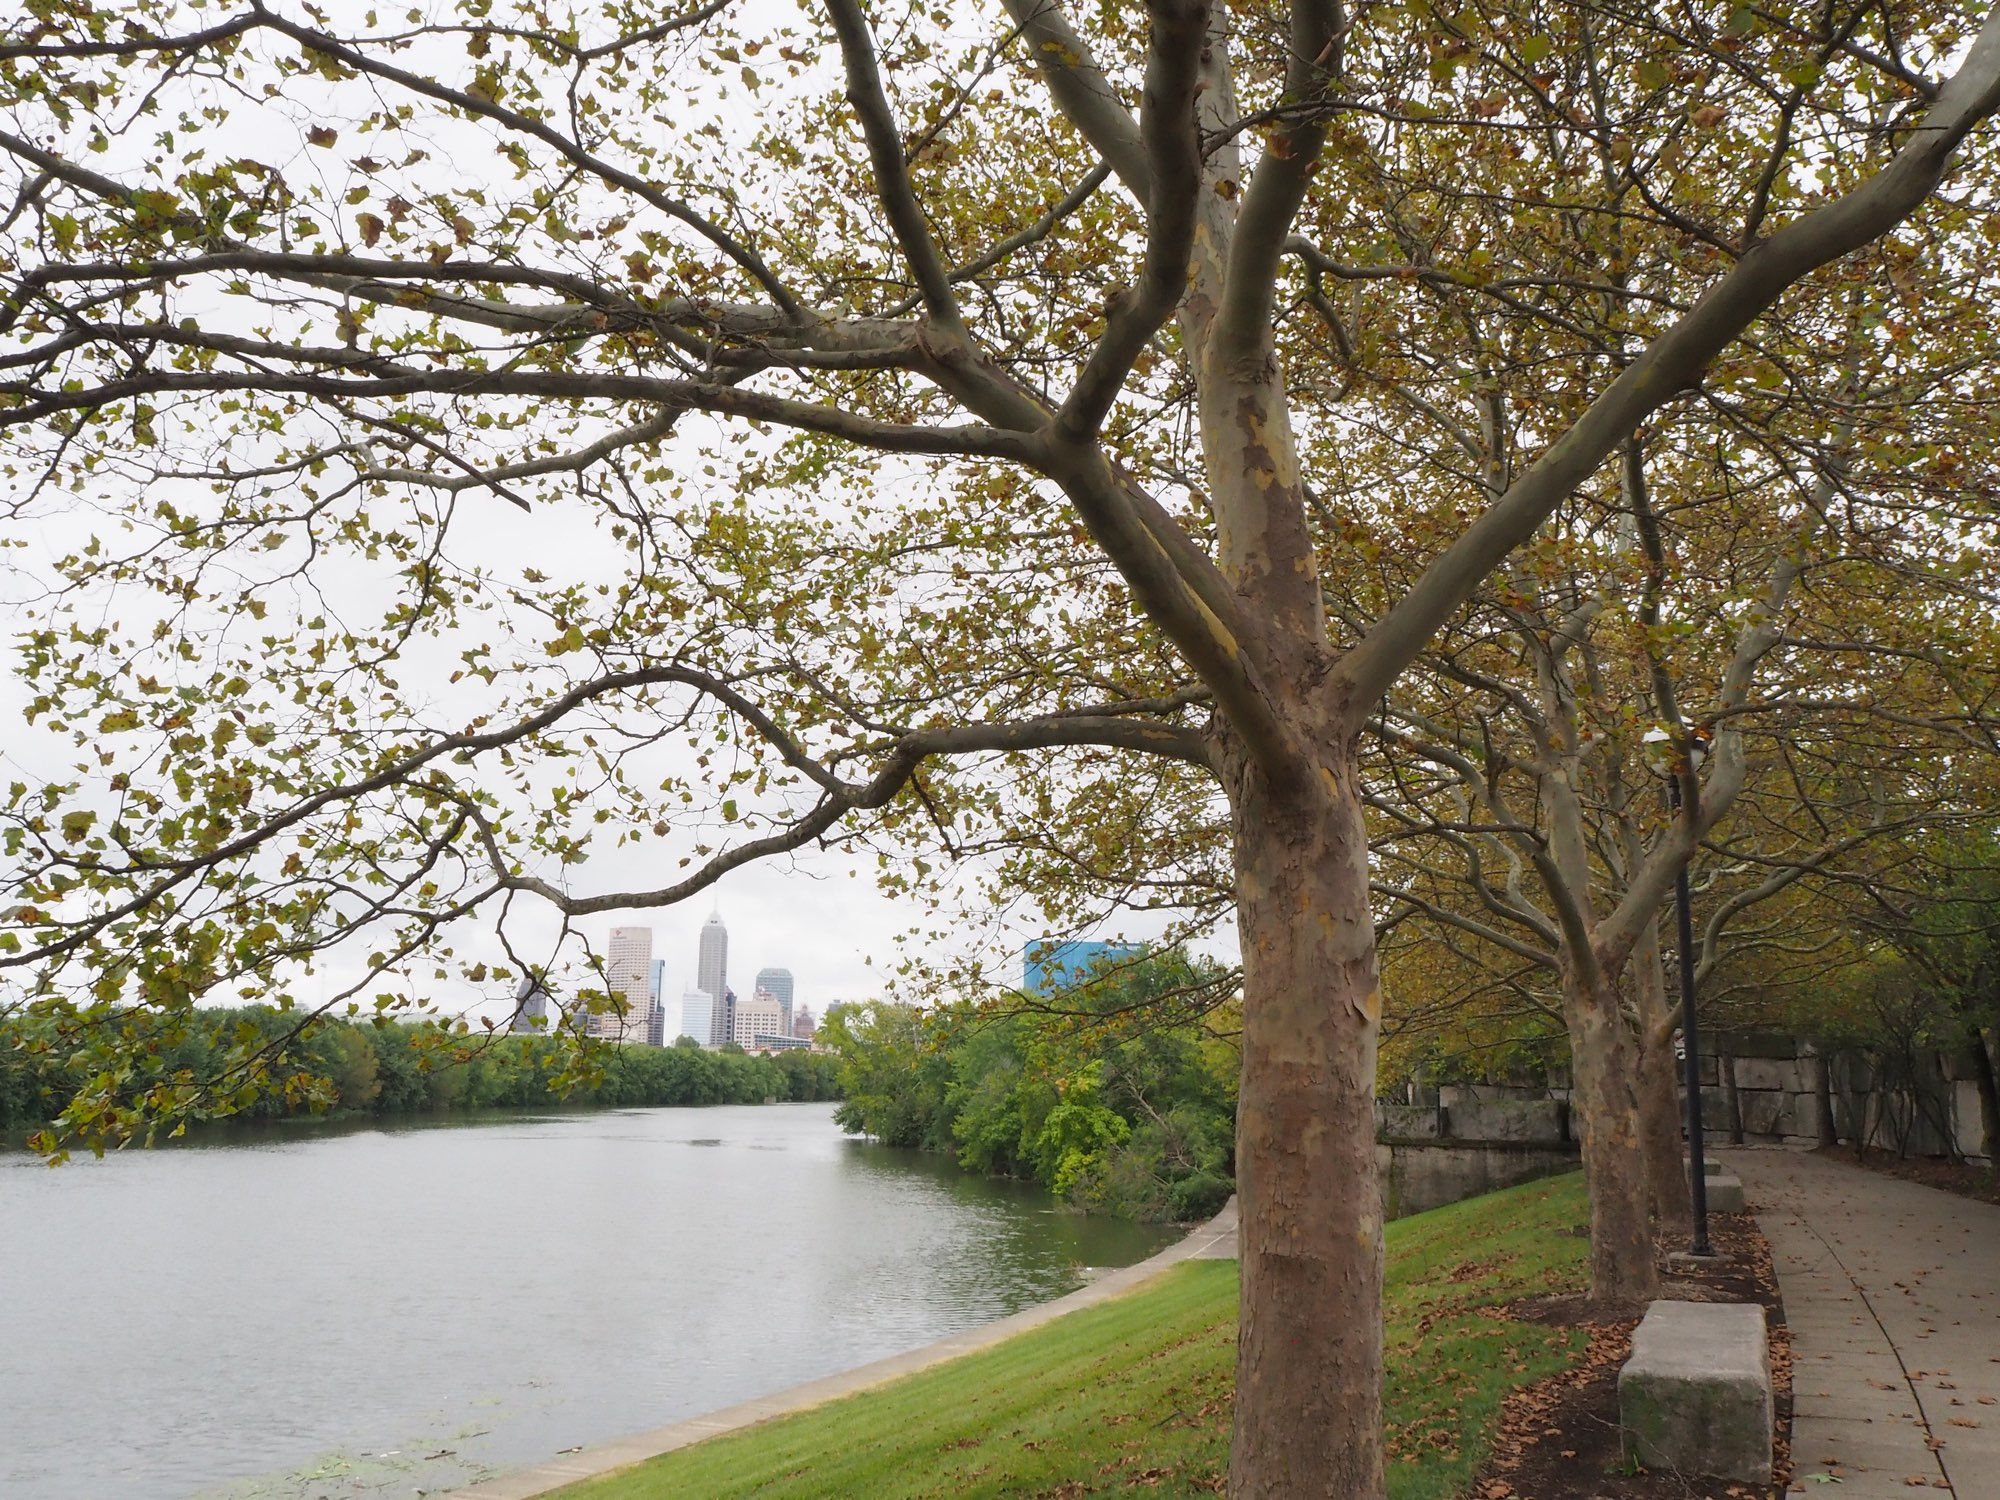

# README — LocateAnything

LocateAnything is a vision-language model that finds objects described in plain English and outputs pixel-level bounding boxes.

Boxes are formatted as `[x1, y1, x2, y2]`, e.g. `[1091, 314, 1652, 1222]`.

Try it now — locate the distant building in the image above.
[1022, 939, 1142, 998]
[599, 925, 655, 1041]
[697, 908, 729, 1046]
[754, 967, 795, 1031]
[644, 959, 669, 1046]
[509, 976, 552, 1034]
[751, 1033, 810, 1052]
[791, 1004, 816, 1041]
[731, 990, 783, 1049]
[679, 988, 715, 1045]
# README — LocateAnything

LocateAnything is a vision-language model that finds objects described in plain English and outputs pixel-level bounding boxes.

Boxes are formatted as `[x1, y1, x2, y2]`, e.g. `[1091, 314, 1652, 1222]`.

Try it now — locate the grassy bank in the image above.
[556, 1172, 1590, 1500]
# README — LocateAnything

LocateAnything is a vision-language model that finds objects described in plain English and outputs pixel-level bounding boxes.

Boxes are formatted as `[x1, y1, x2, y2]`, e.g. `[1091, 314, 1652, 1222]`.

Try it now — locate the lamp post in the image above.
[1644, 727, 1713, 1257]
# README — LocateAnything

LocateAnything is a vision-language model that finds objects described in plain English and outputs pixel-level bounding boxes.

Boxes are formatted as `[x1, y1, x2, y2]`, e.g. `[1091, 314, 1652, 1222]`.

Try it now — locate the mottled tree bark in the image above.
[1564, 967, 1660, 1303]
[1629, 926, 1688, 1233]
[1225, 732, 1385, 1498]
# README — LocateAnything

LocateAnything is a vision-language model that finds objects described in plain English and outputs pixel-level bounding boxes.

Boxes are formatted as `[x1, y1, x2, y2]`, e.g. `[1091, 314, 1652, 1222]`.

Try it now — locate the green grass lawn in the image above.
[556, 1172, 1590, 1500]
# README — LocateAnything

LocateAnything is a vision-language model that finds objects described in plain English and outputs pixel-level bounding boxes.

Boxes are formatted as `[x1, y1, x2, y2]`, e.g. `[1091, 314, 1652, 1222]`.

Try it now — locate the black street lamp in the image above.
[1645, 727, 1713, 1257]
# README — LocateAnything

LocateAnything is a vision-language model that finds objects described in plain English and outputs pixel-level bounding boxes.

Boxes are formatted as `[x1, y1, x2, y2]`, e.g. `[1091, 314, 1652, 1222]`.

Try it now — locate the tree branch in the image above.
[1333, 7, 2000, 725]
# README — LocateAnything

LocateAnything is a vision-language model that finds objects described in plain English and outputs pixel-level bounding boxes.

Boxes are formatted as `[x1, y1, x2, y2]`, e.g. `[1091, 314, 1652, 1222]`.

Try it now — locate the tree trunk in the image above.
[1625, 922, 1686, 1231]
[1810, 1044, 1839, 1149]
[1227, 744, 1385, 1499]
[1721, 1050, 1746, 1145]
[1635, 1036, 1686, 1235]
[1964, 1027, 1999, 1167]
[1564, 966, 1660, 1304]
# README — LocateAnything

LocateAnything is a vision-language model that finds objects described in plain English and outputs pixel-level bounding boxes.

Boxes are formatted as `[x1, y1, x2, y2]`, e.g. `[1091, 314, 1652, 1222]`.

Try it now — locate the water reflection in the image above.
[0, 1102, 1175, 1500]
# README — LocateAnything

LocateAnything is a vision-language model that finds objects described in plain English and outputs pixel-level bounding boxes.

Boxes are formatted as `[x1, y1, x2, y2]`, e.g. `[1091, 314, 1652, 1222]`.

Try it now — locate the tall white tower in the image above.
[697, 907, 729, 1045]
[602, 925, 655, 1043]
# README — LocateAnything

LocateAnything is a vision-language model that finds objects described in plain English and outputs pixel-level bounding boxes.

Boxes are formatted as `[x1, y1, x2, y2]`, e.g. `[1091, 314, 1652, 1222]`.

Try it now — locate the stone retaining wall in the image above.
[1689, 1036, 1992, 1165]
[1389, 1036, 1993, 1166]
[1378, 1140, 1578, 1219]
[1372, 1095, 1578, 1219]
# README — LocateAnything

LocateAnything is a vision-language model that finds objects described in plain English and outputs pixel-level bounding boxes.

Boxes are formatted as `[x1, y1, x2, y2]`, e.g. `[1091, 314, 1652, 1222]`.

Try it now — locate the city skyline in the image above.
[566, 906, 825, 1052]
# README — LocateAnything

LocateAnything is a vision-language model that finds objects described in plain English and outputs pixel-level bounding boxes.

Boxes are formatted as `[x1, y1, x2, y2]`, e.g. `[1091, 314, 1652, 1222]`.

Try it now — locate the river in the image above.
[0, 1102, 1178, 1499]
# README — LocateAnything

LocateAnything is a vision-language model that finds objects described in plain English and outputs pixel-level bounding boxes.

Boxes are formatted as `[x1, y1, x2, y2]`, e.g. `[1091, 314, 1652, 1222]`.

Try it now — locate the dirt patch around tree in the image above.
[1814, 1144, 2000, 1207]
[1469, 1212, 1791, 1500]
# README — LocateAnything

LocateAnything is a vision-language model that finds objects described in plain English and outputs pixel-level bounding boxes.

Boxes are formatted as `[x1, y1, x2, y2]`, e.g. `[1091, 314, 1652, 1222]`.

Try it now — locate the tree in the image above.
[1369, 392, 2000, 1290]
[822, 1000, 955, 1150]
[8, 3, 2000, 1492]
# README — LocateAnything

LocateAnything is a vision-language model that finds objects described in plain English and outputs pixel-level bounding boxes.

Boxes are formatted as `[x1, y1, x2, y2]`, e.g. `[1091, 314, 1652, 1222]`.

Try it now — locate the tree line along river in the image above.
[0, 1101, 1177, 1500]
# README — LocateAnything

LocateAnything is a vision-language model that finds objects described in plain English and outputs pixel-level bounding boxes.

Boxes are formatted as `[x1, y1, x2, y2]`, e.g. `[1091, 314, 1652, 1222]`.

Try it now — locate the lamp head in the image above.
[1640, 725, 1674, 777]
[1641, 724, 1709, 778]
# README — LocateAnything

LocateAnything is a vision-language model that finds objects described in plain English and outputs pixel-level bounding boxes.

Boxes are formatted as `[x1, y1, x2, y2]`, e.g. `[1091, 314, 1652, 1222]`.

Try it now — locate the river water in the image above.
[0, 1102, 1177, 1499]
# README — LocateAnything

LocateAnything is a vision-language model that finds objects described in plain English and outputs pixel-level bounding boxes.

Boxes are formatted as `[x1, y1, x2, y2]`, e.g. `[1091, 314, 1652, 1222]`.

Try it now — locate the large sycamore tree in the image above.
[7, 1, 2000, 1492]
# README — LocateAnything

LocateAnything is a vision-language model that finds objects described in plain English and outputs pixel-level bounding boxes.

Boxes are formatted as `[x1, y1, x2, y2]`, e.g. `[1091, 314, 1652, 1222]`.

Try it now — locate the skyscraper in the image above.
[754, 967, 795, 1031]
[602, 925, 655, 1043]
[733, 990, 784, 1049]
[509, 975, 552, 1034]
[697, 907, 729, 1046]
[679, 988, 715, 1044]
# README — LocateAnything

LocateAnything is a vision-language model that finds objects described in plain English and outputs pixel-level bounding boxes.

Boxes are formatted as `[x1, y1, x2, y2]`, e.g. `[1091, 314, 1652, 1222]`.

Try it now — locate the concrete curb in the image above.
[447, 1199, 1239, 1499]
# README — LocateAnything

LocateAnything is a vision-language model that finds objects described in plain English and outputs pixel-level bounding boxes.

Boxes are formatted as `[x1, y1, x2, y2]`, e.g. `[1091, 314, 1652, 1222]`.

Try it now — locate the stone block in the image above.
[1738, 1090, 1789, 1138]
[1954, 1081, 1992, 1163]
[1375, 1103, 1442, 1140]
[1832, 1053, 1875, 1092]
[1684, 1156, 1722, 1177]
[1381, 1141, 1578, 1219]
[1697, 1087, 1732, 1131]
[1721, 1033, 1800, 1060]
[1733, 1056, 1802, 1093]
[1704, 1173, 1746, 1212]
[1445, 1098, 1566, 1144]
[1619, 1300, 1772, 1485]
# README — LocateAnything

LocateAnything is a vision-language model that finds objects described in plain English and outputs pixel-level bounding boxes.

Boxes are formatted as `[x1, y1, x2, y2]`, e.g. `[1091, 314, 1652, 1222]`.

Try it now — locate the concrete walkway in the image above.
[1721, 1149, 1999, 1498]
[448, 1200, 1238, 1499]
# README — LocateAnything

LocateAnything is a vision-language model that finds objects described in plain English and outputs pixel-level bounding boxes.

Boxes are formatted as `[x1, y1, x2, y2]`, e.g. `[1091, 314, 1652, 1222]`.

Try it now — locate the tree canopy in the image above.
[8, 1, 2000, 1492]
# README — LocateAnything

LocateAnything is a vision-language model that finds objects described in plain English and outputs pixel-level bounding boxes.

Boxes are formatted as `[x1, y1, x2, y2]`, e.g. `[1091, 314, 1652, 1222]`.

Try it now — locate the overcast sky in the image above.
[0, 487, 1224, 1027]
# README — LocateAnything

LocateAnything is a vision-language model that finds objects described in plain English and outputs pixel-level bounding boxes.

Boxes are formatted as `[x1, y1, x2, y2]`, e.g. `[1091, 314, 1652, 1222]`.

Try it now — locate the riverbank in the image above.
[452, 1202, 1237, 1500]
[459, 1171, 1592, 1500]
[2, 1009, 840, 1157]
[5, 1103, 1170, 1500]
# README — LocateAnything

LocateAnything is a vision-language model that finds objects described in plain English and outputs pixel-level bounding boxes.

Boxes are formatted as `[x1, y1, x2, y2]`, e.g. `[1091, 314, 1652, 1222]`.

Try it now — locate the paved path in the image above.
[1721, 1149, 1999, 1498]
[448, 1199, 1238, 1499]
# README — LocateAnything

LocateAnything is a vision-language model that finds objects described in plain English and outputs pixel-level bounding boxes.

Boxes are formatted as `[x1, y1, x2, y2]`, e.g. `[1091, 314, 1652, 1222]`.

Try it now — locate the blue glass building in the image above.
[1021, 939, 1142, 997]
